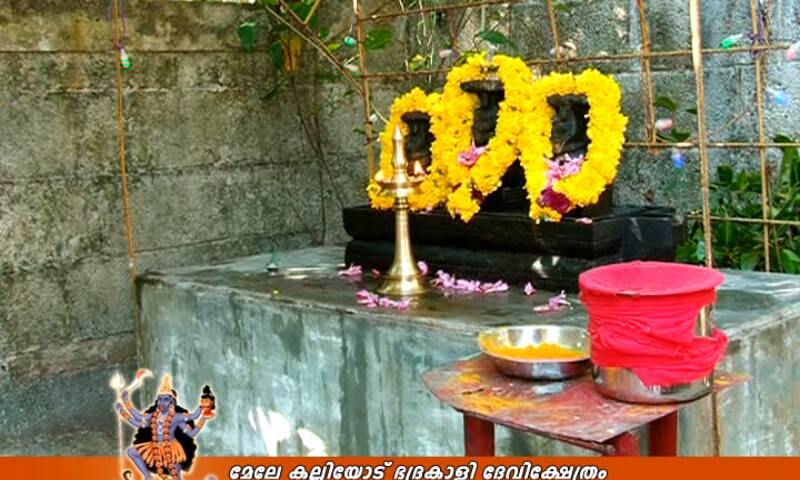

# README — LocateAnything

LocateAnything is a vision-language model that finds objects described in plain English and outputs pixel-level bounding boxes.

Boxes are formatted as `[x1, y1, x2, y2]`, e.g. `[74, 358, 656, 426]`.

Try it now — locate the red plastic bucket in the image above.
[579, 261, 727, 403]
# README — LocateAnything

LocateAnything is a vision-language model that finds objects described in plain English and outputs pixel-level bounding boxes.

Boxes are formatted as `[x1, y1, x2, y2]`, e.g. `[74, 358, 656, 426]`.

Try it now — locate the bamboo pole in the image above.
[354, 0, 377, 178]
[749, 0, 772, 272]
[545, 0, 562, 64]
[689, 0, 723, 457]
[636, 0, 657, 144]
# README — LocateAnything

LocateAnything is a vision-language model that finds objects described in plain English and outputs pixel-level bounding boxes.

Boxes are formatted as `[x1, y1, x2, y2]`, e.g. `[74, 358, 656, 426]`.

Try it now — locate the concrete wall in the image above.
[327, 0, 800, 212]
[0, 0, 364, 454]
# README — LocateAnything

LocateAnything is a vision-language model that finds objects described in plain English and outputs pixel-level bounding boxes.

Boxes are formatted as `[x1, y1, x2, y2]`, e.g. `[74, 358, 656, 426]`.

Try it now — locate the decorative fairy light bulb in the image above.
[720, 33, 745, 49]
[767, 88, 791, 107]
[438, 49, 455, 59]
[655, 118, 674, 131]
[119, 47, 132, 71]
[671, 148, 685, 169]
[786, 41, 800, 61]
[343, 36, 357, 48]
[344, 63, 360, 74]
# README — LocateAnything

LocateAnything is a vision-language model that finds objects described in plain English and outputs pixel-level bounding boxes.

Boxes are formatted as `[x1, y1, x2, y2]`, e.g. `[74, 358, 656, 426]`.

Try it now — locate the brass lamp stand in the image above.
[377, 126, 428, 297]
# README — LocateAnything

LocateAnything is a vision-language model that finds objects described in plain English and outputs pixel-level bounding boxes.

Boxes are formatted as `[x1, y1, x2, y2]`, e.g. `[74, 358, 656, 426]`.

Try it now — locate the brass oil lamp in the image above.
[375, 126, 428, 297]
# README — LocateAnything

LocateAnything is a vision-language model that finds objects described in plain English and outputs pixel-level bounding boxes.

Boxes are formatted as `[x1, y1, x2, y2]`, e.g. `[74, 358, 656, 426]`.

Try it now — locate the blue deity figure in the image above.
[115, 373, 216, 480]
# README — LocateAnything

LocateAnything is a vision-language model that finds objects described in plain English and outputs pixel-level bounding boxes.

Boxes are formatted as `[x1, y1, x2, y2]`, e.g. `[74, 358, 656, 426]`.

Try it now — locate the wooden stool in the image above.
[423, 355, 745, 456]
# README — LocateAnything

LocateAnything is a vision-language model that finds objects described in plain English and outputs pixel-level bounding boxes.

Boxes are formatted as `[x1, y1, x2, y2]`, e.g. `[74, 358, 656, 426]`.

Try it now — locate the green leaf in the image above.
[774, 133, 800, 188]
[364, 27, 392, 50]
[269, 41, 283, 71]
[553, 1, 572, 13]
[654, 95, 678, 113]
[716, 165, 734, 185]
[237, 22, 258, 51]
[316, 70, 338, 82]
[671, 129, 691, 142]
[657, 129, 691, 143]
[686, 107, 698, 115]
[739, 251, 758, 271]
[782, 249, 800, 263]
[477, 29, 511, 46]
[780, 250, 800, 274]
[694, 240, 706, 263]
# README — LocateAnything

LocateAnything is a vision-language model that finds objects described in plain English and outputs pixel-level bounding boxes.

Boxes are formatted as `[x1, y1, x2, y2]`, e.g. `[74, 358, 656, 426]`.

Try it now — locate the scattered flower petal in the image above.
[431, 270, 508, 295]
[524, 282, 536, 296]
[533, 291, 572, 312]
[481, 280, 509, 293]
[457, 141, 487, 168]
[356, 290, 410, 310]
[575, 217, 593, 225]
[339, 264, 363, 277]
[417, 261, 429, 275]
[371, 269, 381, 278]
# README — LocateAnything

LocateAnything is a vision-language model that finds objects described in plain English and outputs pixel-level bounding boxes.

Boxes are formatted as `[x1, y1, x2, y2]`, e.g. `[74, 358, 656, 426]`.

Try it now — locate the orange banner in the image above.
[1, 456, 798, 480]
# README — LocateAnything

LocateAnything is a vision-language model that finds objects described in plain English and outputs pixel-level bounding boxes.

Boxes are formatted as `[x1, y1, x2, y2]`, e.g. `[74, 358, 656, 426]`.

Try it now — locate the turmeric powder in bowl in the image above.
[480, 339, 587, 362]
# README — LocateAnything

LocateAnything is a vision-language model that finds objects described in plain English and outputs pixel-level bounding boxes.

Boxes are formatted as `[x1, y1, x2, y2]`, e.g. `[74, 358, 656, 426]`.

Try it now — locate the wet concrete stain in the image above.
[338, 316, 370, 455]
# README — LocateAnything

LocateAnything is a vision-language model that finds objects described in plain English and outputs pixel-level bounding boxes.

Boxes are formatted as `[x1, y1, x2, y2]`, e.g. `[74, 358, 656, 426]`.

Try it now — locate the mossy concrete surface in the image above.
[139, 246, 798, 456]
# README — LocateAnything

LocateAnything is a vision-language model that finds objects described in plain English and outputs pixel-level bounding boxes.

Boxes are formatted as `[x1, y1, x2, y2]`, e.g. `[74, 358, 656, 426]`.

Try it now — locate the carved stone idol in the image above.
[548, 94, 590, 157]
[401, 111, 434, 172]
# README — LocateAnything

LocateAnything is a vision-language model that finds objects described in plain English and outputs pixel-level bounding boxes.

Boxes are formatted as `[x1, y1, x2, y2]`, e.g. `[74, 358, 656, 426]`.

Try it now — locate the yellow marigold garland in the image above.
[433, 54, 537, 222]
[366, 63, 627, 224]
[521, 69, 628, 222]
[367, 87, 442, 210]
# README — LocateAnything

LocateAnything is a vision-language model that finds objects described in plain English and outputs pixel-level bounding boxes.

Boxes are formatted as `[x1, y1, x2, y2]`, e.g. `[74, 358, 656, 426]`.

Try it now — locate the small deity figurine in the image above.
[115, 373, 215, 480]
[548, 94, 590, 157]
[401, 111, 435, 172]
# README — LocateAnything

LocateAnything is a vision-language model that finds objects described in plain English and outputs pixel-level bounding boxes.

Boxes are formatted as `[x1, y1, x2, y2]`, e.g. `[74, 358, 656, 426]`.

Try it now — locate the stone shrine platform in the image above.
[138, 246, 799, 456]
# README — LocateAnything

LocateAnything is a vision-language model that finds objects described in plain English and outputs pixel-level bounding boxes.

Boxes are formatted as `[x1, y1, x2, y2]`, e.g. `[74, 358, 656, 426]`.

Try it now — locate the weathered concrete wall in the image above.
[0, 0, 364, 454]
[320, 0, 800, 213]
[138, 246, 799, 456]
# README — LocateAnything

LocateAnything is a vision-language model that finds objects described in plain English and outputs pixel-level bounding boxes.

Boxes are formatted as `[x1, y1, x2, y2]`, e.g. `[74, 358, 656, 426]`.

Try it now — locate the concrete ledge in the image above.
[138, 246, 799, 455]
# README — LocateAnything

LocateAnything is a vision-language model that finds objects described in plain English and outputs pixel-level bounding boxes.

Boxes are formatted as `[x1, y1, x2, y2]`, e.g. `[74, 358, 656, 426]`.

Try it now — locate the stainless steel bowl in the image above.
[478, 325, 591, 380]
[593, 366, 713, 404]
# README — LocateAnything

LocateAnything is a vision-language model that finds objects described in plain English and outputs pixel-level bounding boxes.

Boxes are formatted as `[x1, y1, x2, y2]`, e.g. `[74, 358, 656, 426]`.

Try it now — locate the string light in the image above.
[343, 36, 357, 48]
[671, 148, 685, 169]
[766, 87, 791, 107]
[438, 49, 455, 59]
[655, 118, 674, 131]
[786, 41, 800, 61]
[720, 33, 745, 49]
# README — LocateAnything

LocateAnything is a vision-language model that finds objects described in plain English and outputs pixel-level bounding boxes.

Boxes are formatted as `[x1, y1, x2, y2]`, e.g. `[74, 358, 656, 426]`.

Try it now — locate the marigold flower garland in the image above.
[367, 62, 627, 224]
[434, 54, 537, 222]
[366, 87, 444, 210]
[520, 69, 628, 222]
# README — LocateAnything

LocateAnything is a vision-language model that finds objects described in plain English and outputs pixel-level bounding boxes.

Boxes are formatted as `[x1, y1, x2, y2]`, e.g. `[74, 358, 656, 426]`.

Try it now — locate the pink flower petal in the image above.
[534, 291, 572, 312]
[371, 269, 381, 278]
[356, 289, 412, 310]
[524, 282, 536, 296]
[481, 280, 509, 293]
[339, 264, 363, 277]
[575, 217, 593, 225]
[417, 261, 429, 275]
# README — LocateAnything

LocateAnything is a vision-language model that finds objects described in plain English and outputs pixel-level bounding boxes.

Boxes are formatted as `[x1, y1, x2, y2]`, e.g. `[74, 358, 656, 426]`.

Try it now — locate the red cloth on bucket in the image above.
[579, 261, 728, 388]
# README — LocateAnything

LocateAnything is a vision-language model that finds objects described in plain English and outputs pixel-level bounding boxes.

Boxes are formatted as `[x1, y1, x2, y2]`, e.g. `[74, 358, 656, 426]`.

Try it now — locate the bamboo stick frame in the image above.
[354, 0, 788, 275]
